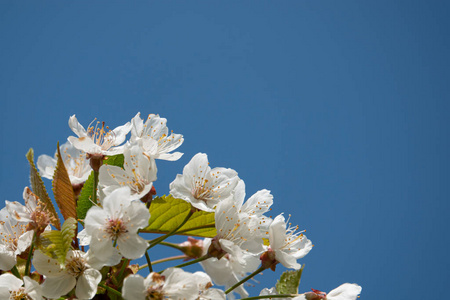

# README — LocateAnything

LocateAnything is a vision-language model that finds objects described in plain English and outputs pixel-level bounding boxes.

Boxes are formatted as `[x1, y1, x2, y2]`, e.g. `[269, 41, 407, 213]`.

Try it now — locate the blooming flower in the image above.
[6, 187, 52, 234]
[170, 153, 240, 212]
[294, 283, 363, 300]
[0, 274, 42, 300]
[33, 249, 102, 299]
[99, 143, 157, 201]
[130, 112, 184, 161]
[37, 141, 91, 185]
[208, 196, 265, 265]
[122, 268, 204, 300]
[233, 180, 273, 237]
[67, 114, 131, 156]
[265, 214, 313, 270]
[201, 238, 260, 299]
[82, 187, 150, 259]
[0, 207, 33, 271]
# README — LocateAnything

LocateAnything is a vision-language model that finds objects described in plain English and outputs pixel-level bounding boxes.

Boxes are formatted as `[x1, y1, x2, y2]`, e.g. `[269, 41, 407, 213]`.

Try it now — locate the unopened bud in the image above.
[178, 237, 204, 259]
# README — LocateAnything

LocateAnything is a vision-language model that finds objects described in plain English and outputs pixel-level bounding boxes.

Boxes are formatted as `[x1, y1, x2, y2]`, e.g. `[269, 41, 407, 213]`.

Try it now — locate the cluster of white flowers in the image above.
[0, 113, 362, 300]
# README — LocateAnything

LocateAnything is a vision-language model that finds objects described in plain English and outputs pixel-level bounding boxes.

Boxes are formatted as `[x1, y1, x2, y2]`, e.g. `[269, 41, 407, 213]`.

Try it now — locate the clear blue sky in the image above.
[1, 1, 449, 299]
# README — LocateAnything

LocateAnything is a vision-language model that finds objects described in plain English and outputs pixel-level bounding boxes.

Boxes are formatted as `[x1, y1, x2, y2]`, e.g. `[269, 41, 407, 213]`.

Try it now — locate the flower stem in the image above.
[148, 210, 194, 250]
[139, 255, 188, 270]
[158, 254, 210, 274]
[10, 266, 21, 279]
[99, 283, 122, 298]
[145, 251, 153, 272]
[92, 170, 99, 205]
[117, 258, 129, 282]
[24, 233, 36, 276]
[241, 294, 299, 300]
[225, 265, 267, 294]
[158, 241, 184, 251]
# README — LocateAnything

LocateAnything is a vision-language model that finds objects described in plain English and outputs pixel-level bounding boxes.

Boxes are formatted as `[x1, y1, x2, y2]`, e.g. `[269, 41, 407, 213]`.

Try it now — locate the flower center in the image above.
[145, 273, 165, 300]
[65, 255, 87, 278]
[0, 218, 27, 252]
[105, 218, 128, 240]
[87, 120, 115, 149]
[192, 177, 215, 201]
[10, 287, 31, 300]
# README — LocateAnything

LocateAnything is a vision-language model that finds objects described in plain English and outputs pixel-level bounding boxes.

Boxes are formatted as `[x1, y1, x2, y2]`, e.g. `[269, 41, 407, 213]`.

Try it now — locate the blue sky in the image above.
[1, 1, 449, 299]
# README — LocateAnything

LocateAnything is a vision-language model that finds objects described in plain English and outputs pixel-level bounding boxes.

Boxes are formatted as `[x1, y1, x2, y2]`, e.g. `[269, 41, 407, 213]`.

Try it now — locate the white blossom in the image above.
[83, 187, 150, 259]
[268, 214, 313, 270]
[99, 143, 157, 200]
[0, 274, 43, 300]
[170, 153, 240, 212]
[233, 180, 273, 237]
[122, 268, 201, 300]
[33, 250, 102, 299]
[0, 207, 33, 271]
[130, 112, 184, 161]
[201, 238, 260, 299]
[68, 114, 131, 156]
[37, 141, 91, 185]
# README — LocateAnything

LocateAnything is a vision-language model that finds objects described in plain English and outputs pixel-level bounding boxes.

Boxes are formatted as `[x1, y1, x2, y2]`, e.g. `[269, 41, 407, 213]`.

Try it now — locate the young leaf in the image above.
[76, 171, 95, 220]
[140, 195, 216, 238]
[26, 148, 61, 230]
[103, 154, 124, 168]
[275, 266, 304, 295]
[39, 217, 77, 264]
[52, 142, 77, 220]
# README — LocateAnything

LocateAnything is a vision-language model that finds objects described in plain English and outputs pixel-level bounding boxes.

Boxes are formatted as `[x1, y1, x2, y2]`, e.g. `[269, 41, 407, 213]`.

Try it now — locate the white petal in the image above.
[157, 152, 184, 161]
[0, 245, 16, 271]
[41, 274, 76, 299]
[37, 154, 57, 180]
[68, 115, 87, 137]
[77, 229, 91, 246]
[68, 136, 101, 154]
[75, 269, 102, 299]
[0, 273, 23, 290]
[327, 283, 362, 300]
[275, 249, 301, 270]
[111, 122, 132, 146]
[32, 250, 65, 277]
[23, 276, 43, 300]
[269, 214, 287, 249]
[16, 230, 34, 255]
[122, 274, 146, 300]
[86, 248, 121, 269]
[117, 233, 148, 259]
[130, 112, 144, 139]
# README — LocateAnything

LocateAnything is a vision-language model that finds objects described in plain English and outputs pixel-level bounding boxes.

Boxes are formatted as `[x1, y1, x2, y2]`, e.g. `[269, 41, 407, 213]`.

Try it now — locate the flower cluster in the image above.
[0, 113, 362, 300]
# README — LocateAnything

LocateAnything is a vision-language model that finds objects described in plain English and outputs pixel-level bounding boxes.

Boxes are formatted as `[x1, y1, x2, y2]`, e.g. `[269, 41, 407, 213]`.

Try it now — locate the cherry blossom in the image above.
[68, 114, 131, 156]
[170, 153, 240, 212]
[37, 141, 91, 185]
[130, 112, 184, 161]
[82, 187, 150, 259]
[265, 214, 313, 270]
[0, 274, 42, 300]
[99, 143, 157, 200]
[0, 207, 33, 271]
[33, 250, 102, 299]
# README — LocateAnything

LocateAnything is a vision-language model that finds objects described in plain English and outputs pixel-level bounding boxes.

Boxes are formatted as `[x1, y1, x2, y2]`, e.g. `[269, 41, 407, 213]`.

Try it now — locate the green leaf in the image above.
[76, 171, 95, 220]
[26, 148, 61, 230]
[39, 218, 77, 264]
[140, 195, 216, 238]
[275, 266, 304, 295]
[53, 142, 77, 220]
[103, 154, 124, 168]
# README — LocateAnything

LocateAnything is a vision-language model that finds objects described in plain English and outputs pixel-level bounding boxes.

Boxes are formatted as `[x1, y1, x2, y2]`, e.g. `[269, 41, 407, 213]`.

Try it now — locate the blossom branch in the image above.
[225, 265, 267, 294]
